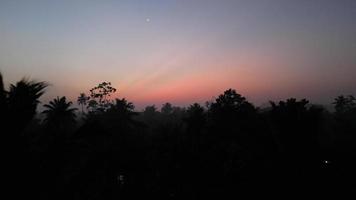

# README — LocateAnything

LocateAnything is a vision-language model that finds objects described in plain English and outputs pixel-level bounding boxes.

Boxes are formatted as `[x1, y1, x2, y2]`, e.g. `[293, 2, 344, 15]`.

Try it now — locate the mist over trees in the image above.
[1, 73, 356, 199]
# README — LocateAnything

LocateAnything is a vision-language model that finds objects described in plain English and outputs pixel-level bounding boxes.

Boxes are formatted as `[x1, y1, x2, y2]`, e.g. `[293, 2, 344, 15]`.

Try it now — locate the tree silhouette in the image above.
[87, 99, 99, 113]
[333, 95, 356, 114]
[268, 98, 325, 183]
[161, 102, 173, 115]
[269, 98, 314, 148]
[88, 82, 117, 112]
[185, 103, 206, 131]
[332, 95, 356, 158]
[2, 72, 355, 199]
[7, 78, 47, 134]
[143, 105, 158, 117]
[77, 93, 89, 114]
[104, 98, 138, 127]
[209, 89, 255, 114]
[42, 96, 77, 129]
[184, 103, 206, 154]
[208, 88, 256, 134]
[0, 74, 48, 199]
[109, 98, 134, 112]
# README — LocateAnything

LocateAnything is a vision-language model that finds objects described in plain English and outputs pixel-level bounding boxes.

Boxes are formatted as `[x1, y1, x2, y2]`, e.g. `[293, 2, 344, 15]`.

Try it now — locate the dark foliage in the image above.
[2, 73, 356, 199]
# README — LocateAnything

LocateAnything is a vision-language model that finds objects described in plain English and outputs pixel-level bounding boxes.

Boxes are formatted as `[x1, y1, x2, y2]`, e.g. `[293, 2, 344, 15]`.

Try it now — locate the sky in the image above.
[0, 0, 355, 109]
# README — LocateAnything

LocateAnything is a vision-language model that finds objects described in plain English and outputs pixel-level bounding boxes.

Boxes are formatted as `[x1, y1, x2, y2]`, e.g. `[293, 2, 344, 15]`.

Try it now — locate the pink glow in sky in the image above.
[1, 0, 355, 109]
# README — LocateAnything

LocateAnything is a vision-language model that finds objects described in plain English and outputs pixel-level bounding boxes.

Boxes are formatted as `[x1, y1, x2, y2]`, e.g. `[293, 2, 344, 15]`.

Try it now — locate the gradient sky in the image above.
[1, 0, 355, 109]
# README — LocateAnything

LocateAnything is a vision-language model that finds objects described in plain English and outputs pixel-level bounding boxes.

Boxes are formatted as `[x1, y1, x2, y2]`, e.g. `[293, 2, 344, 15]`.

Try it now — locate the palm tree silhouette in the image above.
[77, 93, 89, 114]
[106, 98, 137, 122]
[7, 78, 48, 134]
[42, 96, 77, 128]
[1, 75, 48, 196]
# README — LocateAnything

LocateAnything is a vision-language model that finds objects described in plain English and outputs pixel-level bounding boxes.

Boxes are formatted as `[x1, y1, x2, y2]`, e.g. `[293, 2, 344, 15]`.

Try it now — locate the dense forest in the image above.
[1, 73, 356, 199]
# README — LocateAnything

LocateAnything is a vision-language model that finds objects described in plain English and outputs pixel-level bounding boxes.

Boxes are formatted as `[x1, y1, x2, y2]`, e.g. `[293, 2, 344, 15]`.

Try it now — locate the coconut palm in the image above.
[7, 78, 48, 134]
[103, 98, 138, 130]
[0, 74, 48, 200]
[42, 96, 77, 128]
